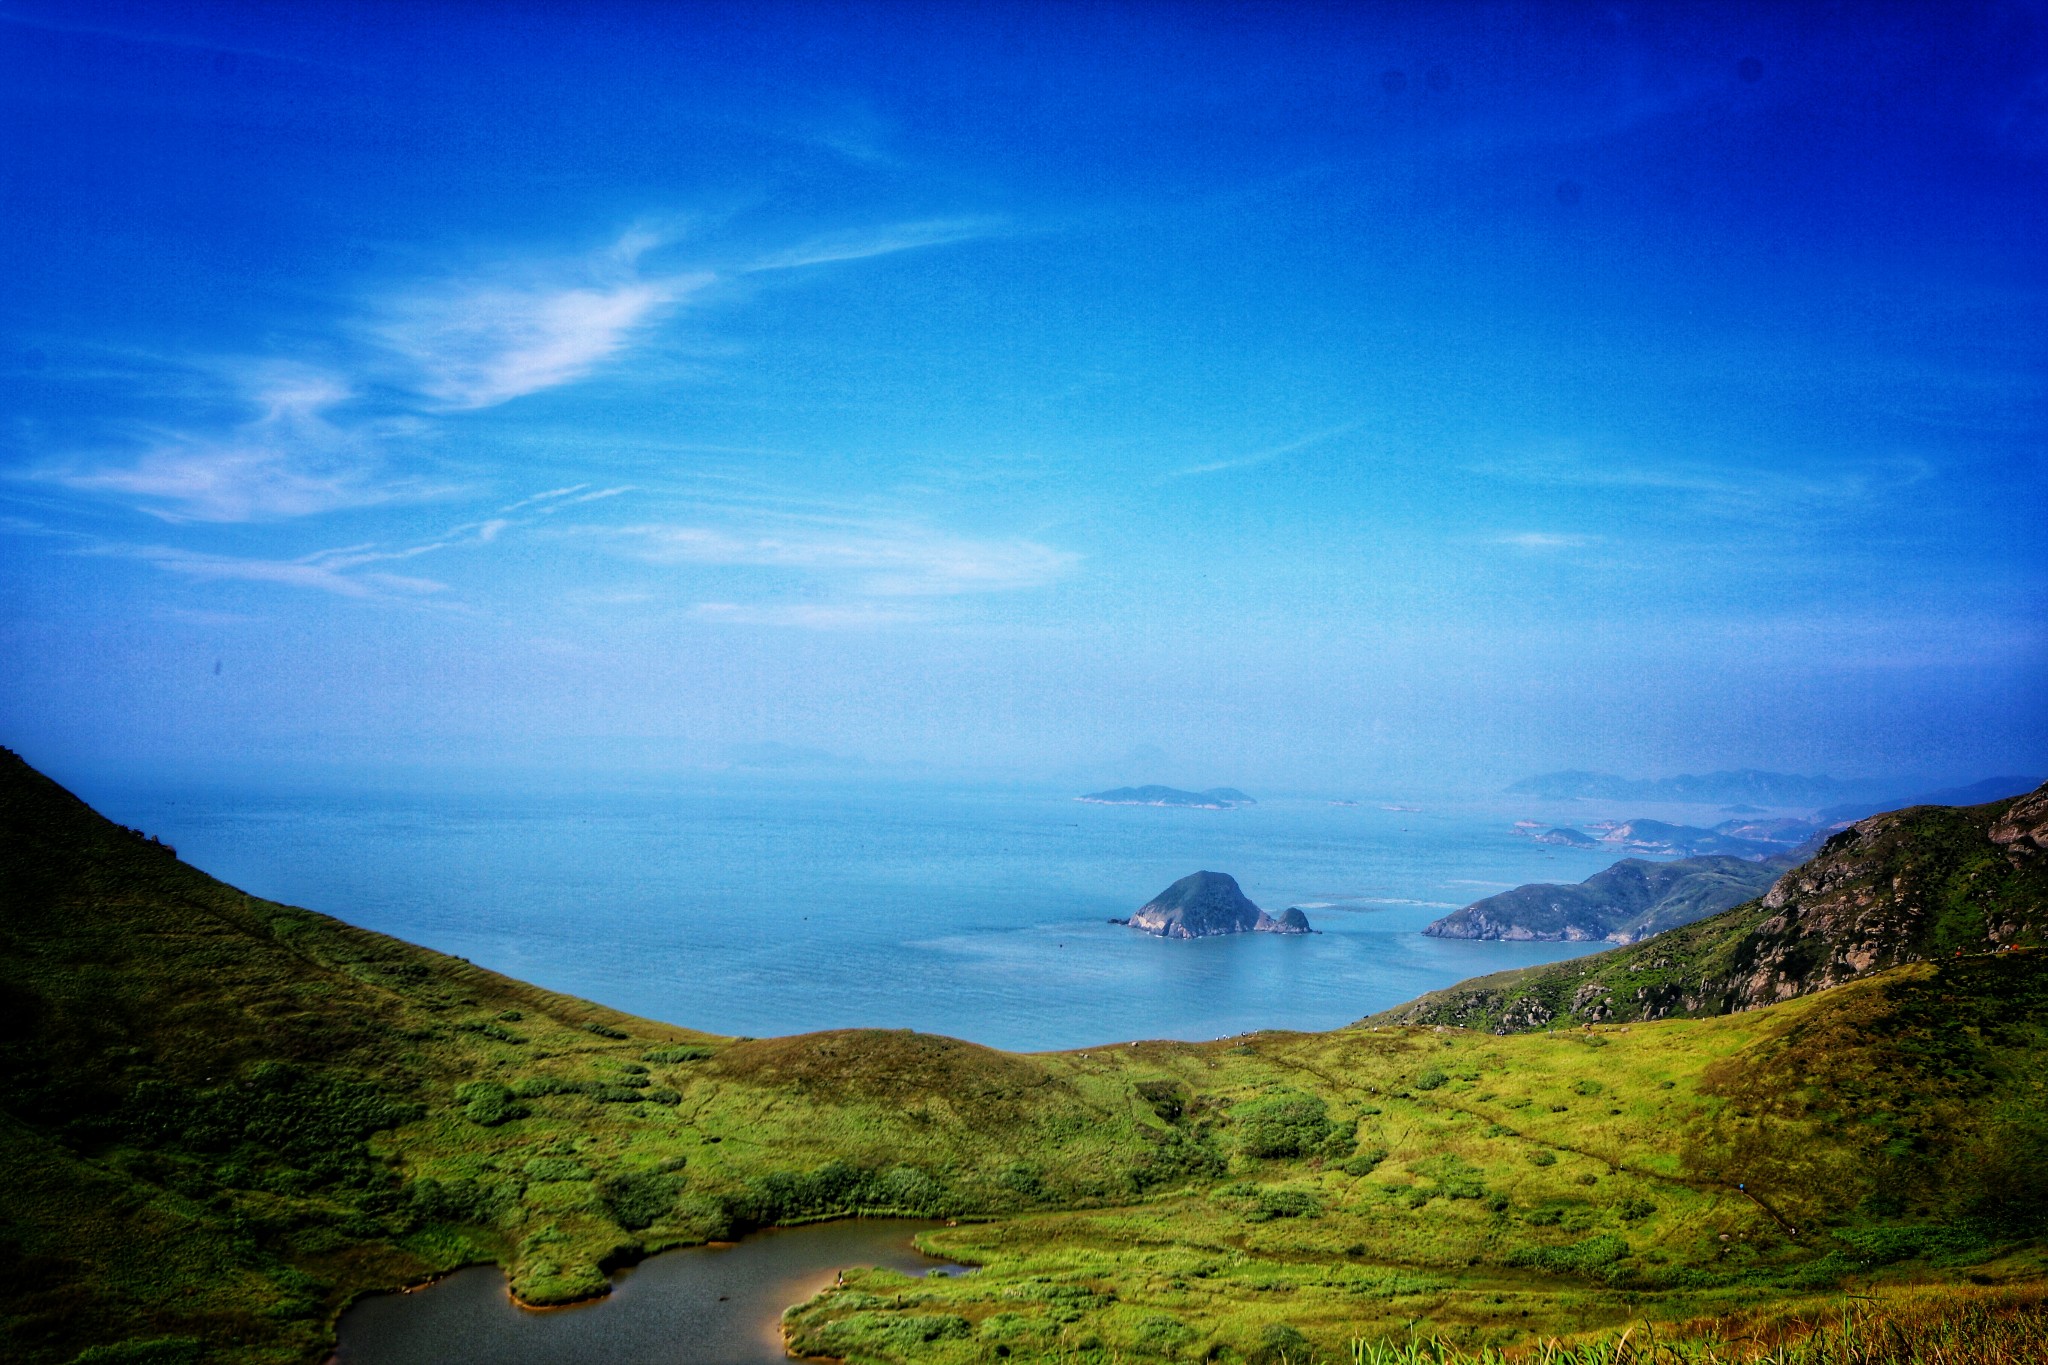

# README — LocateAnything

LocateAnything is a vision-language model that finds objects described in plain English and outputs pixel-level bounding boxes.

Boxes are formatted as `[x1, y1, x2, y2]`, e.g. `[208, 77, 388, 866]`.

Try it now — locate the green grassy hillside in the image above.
[2, 749, 2043, 1364]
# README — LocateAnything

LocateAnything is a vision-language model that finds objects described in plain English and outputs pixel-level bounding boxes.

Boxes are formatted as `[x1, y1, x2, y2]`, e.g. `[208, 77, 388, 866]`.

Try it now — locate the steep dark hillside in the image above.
[0, 748, 718, 1362]
[1425, 854, 1791, 943]
[1378, 787, 2048, 1031]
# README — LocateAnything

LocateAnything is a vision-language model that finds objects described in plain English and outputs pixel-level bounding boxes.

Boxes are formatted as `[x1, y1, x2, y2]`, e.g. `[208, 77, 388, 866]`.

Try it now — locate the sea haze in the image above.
[89, 780, 1621, 1052]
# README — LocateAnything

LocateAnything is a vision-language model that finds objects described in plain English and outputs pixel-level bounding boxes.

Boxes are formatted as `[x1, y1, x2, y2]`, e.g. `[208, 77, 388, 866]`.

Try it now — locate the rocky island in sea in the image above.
[1112, 870, 1312, 938]
[1423, 854, 1792, 944]
[1077, 785, 1255, 808]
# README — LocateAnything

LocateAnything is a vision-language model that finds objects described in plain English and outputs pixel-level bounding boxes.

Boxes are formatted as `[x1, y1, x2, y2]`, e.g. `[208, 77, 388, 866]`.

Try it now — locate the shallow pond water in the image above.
[332, 1219, 964, 1365]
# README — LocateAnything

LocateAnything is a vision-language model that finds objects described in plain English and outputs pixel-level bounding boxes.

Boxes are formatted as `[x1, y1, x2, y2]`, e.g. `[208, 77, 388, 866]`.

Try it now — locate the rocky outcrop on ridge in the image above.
[1373, 785, 2048, 1033]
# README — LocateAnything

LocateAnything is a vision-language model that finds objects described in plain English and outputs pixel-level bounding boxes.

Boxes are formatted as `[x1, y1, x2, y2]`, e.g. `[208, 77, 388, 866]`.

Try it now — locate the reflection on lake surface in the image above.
[333, 1219, 962, 1365]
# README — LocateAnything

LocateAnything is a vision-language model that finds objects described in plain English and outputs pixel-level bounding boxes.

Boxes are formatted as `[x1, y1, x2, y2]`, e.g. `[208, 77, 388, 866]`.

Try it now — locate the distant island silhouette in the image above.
[1077, 785, 1254, 809]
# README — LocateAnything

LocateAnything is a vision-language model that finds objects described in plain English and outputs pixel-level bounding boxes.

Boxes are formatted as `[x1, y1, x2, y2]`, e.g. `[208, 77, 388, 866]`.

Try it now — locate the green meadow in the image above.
[2, 749, 2044, 1364]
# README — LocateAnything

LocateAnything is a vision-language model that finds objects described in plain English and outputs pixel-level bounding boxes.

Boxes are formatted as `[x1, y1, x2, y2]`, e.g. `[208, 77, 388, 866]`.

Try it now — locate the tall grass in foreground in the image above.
[1343, 1287, 2048, 1364]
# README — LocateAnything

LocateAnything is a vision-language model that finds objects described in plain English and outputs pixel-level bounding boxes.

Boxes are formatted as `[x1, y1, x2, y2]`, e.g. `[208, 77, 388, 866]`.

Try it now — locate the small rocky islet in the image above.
[1111, 870, 1313, 938]
[1076, 785, 1255, 808]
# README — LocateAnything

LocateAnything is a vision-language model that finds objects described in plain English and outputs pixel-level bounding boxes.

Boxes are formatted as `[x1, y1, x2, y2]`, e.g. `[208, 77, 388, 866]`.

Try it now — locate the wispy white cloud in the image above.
[94, 542, 448, 599]
[0, 8, 334, 68]
[612, 516, 1076, 598]
[746, 217, 1000, 272]
[1494, 531, 1596, 550]
[27, 231, 691, 524]
[33, 480, 633, 600]
[1476, 449, 1935, 518]
[693, 600, 924, 630]
[44, 364, 433, 522]
[1166, 422, 1360, 480]
[373, 271, 711, 411]
[500, 484, 595, 512]
[25, 210, 1014, 628]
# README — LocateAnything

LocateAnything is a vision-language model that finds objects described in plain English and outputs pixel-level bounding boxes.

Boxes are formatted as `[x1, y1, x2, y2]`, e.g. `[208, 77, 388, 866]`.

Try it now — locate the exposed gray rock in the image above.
[1126, 871, 1307, 938]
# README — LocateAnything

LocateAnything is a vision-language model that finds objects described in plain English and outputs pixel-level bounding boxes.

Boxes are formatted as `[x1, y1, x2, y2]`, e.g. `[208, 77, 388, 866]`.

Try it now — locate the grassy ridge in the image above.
[2, 748, 2044, 1364]
[790, 959, 2047, 1360]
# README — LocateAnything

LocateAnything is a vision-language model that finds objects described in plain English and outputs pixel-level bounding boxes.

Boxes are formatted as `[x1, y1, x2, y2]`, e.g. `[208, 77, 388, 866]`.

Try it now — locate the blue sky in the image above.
[1, 1, 2043, 792]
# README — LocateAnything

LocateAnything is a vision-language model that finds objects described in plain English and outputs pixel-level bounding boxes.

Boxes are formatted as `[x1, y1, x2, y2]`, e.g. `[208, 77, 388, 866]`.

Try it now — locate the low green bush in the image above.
[405, 1174, 515, 1225]
[120, 1063, 419, 1185]
[71, 1336, 204, 1364]
[995, 1164, 1047, 1200]
[1411, 1154, 1487, 1199]
[454, 1081, 527, 1127]
[1232, 1091, 1351, 1158]
[1507, 1233, 1629, 1277]
[1213, 1182, 1323, 1221]
[523, 1156, 592, 1182]
[727, 1159, 957, 1227]
[813, 1312, 972, 1353]
[1132, 1312, 1197, 1356]
[460, 1021, 526, 1044]
[511, 1077, 657, 1104]
[1342, 1146, 1390, 1176]
[1249, 1322, 1311, 1365]
[598, 1169, 684, 1230]
[1135, 1079, 1188, 1122]
[1128, 1133, 1226, 1190]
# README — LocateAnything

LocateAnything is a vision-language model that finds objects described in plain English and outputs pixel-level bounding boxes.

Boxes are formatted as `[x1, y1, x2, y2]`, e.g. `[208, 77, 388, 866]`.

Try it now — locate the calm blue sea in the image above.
[92, 779, 1620, 1052]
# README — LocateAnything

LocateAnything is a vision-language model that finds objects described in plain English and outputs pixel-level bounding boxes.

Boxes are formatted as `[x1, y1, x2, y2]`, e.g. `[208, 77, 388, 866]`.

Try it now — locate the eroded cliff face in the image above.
[1373, 786, 2048, 1033]
[1731, 790, 2048, 1007]
[1990, 784, 2048, 860]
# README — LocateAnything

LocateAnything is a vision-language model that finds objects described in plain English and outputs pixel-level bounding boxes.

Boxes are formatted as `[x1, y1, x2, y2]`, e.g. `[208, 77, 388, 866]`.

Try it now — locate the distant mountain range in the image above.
[1509, 768, 2042, 811]
[1515, 815, 1813, 860]
[1077, 785, 1255, 808]
[1506, 769, 1894, 804]
[1815, 775, 2045, 824]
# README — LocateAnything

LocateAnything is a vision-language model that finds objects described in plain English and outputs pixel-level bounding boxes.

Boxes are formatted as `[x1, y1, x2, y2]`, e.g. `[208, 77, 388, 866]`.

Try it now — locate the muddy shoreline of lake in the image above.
[330, 1219, 966, 1365]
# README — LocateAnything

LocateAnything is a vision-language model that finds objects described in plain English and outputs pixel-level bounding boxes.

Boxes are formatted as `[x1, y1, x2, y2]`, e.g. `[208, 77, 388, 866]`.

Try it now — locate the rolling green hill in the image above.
[2, 749, 2044, 1364]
